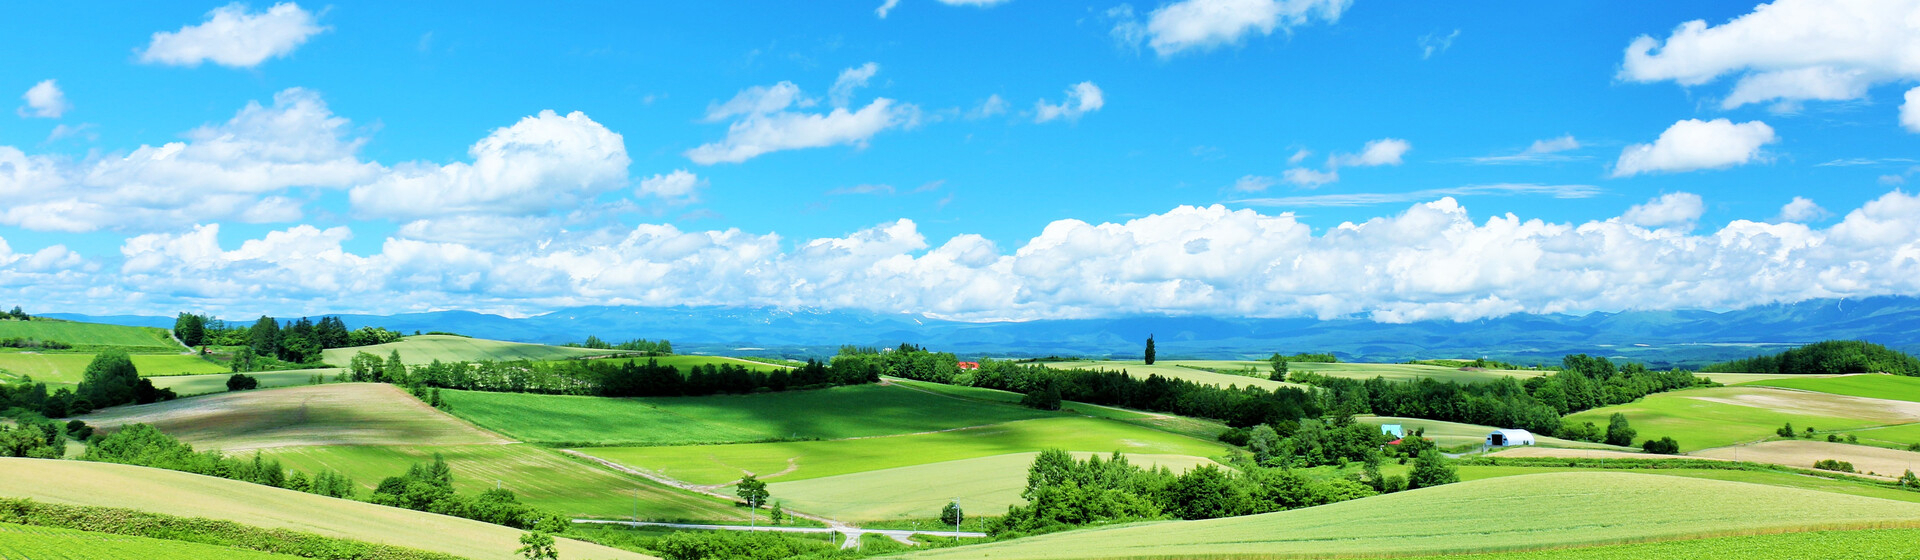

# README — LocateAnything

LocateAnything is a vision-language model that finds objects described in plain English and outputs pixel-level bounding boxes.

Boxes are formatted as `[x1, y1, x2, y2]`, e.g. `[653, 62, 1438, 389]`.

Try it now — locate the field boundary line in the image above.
[559, 449, 853, 531]
[885, 377, 1229, 447]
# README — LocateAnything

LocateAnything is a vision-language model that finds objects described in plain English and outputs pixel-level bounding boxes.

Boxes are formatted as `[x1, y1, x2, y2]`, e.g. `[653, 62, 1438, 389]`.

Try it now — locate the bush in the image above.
[1777, 422, 1796, 438]
[1814, 459, 1856, 473]
[652, 530, 833, 560]
[226, 373, 260, 391]
[1408, 449, 1459, 489]
[1640, 437, 1681, 454]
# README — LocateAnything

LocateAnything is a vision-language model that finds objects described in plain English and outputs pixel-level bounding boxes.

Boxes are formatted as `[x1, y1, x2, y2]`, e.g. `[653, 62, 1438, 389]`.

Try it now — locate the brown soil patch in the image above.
[78, 382, 509, 451]
[1686, 387, 1920, 424]
[1693, 440, 1920, 479]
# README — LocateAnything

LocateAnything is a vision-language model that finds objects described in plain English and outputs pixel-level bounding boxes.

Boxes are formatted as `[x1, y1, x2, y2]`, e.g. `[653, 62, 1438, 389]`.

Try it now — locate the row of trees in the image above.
[81, 424, 355, 498]
[347, 352, 873, 398]
[1703, 340, 1920, 376]
[175, 313, 404, 359]
[570, 336, 673, 355]
[920, 355, 1321, 429]
[370, 454, 566, 532]
[3, 306, 28, 320]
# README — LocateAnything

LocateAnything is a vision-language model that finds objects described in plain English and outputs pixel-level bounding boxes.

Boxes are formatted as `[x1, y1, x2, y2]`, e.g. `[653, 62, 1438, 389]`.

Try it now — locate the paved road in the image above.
[573, 519, 987, 549]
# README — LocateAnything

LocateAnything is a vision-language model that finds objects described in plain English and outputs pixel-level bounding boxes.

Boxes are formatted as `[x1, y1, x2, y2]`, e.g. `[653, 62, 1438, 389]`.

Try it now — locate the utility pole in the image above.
[953, 497, 961, 540]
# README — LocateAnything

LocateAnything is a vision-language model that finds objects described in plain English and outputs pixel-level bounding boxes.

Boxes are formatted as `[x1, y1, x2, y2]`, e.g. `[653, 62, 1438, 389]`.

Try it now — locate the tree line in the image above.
[568, 336, 673, 355]
[2, 306, 29, 320]
[174, 313, 404, 368]
[0, 350, 180, 418]
[1703, 340, 1920, 376]
[346, 351, 874, 398]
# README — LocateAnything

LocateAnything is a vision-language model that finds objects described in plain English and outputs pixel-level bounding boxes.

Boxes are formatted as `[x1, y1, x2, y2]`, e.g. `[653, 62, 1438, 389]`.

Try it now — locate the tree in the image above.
[1246, 424, 1282, 466]
[769, 500, 787, 525]
[1604, 413, 1636, 447]
[516, 531, 558, 560]
[227, 373, 260, 391]
[249, 316, 281, 359]
[1641, 437, 1681, 454]
[736, 473, 769, 525]
[1021, 381, 1062, 411]
[79, 349, 140, 409]
[1777, 422, 1796, 438]
[174, 313, 205, 348]
[940, 500, 963, 530]
[1408, 449, 1458, 489]
[1268, 353, 1289, 381]
[384, 350, 408, 384]
[1144, 335, 1157, 365]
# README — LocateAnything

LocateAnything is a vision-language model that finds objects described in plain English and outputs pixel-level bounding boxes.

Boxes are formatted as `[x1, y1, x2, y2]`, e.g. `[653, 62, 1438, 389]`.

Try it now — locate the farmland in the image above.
[0, 320, 178, 351]
[1458, 463, 1920, 504]
[441, 382, 1057, 446]
[319, 334, 613, 366]
[1690, 440, 1920, 478]
[77, 383, 510, 451]
[901, 472, 1920, 559]
[1035, 360, 1305, 391]
[258, 443, 741, 520]
[1392, 529, 1920, 560]
[1563, 386, 1920, 451]
[147, 369, 341, 396]
[0, 352, 226, 385]
[767, 451, 1218, 522]
[582, 416, 1228, 486]
[0, 458, 649, 560]
[1178, 360, 1547, 384]
[1747, 374, 1920, 403]
[0, 522, 307, 560]
[589, 354, 791, 372]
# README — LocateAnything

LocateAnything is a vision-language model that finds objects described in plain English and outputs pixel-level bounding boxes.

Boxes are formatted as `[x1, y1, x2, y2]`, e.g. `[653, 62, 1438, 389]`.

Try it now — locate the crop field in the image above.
[147, 369, 341, 396]
[0, 458, 648, 560]
[1036, 360, 1305, 391]
[901, 472, 1920, 559]
[1690, 440, 1920, 478]
[1849, 422, 1920, 448]
[0, 522, 307, 560]
[1696, 372, 1841, 385]
[888, 378, 1231, 441]
[584, 416, 1229, 486]
[0, 320, 177, 350]
[1563, 386, 1920, 451]
[768, 451, 1218, 521]
[1359, 415, 1628, 450]
[589, 354, 790, 371]
[441, 383, 1056, 446]
[1391, 528, 1920, 560]
[1176, 360, 1547, 384]
[319, 334, 612, 366]
[0, 353, 226, 385]
[1747, 374, 1920, 403]
[258, 443, 740, 520]
[77, 383, 510, 451]
[1456, 464, 1920, 504]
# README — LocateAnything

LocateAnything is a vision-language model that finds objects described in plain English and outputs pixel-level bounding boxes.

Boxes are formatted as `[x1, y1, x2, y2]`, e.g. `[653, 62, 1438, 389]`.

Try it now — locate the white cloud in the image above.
[1612, 118, 1776, 178]
[350, 110, 630, 218]
[1619, 0, 1920, 121]
[1034, 81, 1105, 123]
[830, 62, 880, 108]
[18, 80, 70, 118]
[688, 71, 920, 165]
[1232, 175, 1276, 192]
[968, 94, 1009, 119]
[1903, 86, 1920, 133]
[1235, 183, 1601, 208]
[1107, 4, 1148, 51]
[1621, 192, 1705, 229]
[1134, 0, 1350, 57]
[828, 184, 897, 196]
[1469, 135, 1583, 164]
[1776, 196, 1831, 222]
[1287, 149, 1311, 164]
[1281, 167, 1337, 188]
[1420, 29, 1460, 59]
[876, 0, 901, 18]
[1330, 138, 1411, 167]
[637, 170, 706, 202]
[139, 2, 326, 68]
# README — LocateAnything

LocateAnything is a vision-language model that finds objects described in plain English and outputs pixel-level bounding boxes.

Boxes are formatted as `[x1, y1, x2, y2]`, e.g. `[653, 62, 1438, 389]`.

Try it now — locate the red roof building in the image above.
[957, 361, 980, 370]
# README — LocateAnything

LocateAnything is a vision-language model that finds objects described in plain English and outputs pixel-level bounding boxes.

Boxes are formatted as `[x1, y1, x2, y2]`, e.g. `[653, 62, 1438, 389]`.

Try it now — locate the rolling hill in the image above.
[76, 382, 510, 451]
[319, 334, 613, 366]
[1564, 386, 1920, 451]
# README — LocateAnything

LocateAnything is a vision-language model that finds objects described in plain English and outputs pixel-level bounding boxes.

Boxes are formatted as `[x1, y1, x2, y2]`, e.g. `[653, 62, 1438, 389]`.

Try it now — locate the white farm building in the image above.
[1486, 429, 1535, 447]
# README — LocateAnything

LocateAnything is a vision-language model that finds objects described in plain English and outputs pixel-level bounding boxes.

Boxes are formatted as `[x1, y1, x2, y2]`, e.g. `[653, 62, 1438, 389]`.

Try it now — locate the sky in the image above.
[1, 0, 1917, 322]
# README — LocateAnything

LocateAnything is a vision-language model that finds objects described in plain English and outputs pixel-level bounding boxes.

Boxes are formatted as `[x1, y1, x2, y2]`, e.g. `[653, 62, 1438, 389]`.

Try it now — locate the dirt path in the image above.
[573, 520, 983, 548]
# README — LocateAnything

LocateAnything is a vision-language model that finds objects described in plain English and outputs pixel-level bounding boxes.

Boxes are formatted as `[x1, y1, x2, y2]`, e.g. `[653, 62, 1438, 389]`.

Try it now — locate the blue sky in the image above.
[2, 0, 1918, 321]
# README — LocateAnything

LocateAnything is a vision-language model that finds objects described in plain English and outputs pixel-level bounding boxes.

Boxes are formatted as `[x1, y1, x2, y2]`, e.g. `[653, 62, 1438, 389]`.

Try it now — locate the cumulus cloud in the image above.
[138, 2, 326, 68]
[50, 189, 1920, 322]
[637, 169, 705, 202]
[876, 0, 900, 17]
[18, 80, 70, 118]
[1619, 0, 1920, 120]
[1469, 135, 1583, 164]
[1235, 183, 1601, 208]
[1281, 167, 1337, 188]
[1329, 138, 1411, 167]
[1776, 196, 1831, 222]
[350, 110, 630, 218]
[1621, 192, 1705, 229]
[1034, 82, 1105, 123]
[1121, 0, 1351, 57]
[1904, 86, 1920, 133]
[1612, 119, 1776, 178]
[968, 94, 1009, 119]
[829, 62, 880, 108]
[1232, 175, 1276, 192]
[688, 67, 920, 164]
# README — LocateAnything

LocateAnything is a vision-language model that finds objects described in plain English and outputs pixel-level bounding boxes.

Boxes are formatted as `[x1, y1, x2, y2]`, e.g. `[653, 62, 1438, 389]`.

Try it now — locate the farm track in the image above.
[574, 519, 984, 549]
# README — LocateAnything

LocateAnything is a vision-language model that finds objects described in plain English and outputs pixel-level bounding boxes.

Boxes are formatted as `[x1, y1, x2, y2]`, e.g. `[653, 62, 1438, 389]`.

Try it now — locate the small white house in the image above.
[1486, 429, 1535, 447]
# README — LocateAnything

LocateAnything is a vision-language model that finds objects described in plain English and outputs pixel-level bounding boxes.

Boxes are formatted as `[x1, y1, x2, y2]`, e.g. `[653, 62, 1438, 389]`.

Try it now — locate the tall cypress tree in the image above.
[1144, 334, 1157, 365]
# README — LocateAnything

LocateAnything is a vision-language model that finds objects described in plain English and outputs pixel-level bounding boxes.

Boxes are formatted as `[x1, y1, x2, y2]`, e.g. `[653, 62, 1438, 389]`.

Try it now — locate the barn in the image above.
[1486, 429, 1535, 447]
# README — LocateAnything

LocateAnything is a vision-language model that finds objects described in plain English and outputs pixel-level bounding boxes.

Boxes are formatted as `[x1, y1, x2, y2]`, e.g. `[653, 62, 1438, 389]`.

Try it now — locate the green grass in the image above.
[0, 353, 227, 385]
[258, 443, 741, 521]
[1747, 374, 1920, 403]
[768, 451, 1218, 522]
[1457, 465, 1920, 504]
[146, 369, 341, 396]
[77, 382, 511, 451]
[900, 472, 1920, 559]
[441, 383, 1058, 446]
[1358, 416, 1632, 450]
[1563, 386, 1918, 452]
[319, 334, 612, 366]
[1037, 360, 1306, 391]
[1695, 372, 1840, 385]
[889, 378, 1231, 442]
[0, 319, 178, 351]
[1849, 423, 1920, 448]
[0, 522, 308, 560]
[1177, 360, 1547, 384]
[1391, 529, 1920, 560]
[588, 355, 790, 372]
[583, 416, 1229, 486]
[0, 458, 649, 560]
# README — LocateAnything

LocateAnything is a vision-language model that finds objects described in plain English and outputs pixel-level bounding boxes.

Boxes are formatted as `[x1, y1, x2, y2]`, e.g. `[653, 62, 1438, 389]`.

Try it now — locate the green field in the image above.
[320, 334, 612, 366]
[1849, 422, 1920, 448]
[0, 522, 307, 560]
[0, 458, 649, 560]
[78, 383, 511, 451]
[1563, 386, 1920, 451]
[1395, 529, 1920, 560]
[584, 416, 1229, 486]
[147, 369, 341, 396]
[1037, 360, 1306, 391]
[901, 472, 1920, 559]
[768, 451, 1217, 521]
[0, 352, 227, 385]
[1176, 360, 1547, 384]
[888, 378, 1232, 442]
[589, 354, 790, 372]
[441, 383, 1058, 446]
[259, 443, 740, 521]
[1358, 416, 1630, 450]
[0, 319, 178, 350]
[1457, 465, 1920, 504]
[1748, 374, 1920, 403]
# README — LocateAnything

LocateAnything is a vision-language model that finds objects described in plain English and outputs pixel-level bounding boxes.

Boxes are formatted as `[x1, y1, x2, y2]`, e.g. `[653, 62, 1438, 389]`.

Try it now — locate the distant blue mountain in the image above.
[46, 296, 1920, 368]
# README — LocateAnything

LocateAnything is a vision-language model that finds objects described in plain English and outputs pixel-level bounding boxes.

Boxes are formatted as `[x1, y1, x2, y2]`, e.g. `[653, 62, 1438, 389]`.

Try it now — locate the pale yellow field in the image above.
[767, 451, 1218, 521]
[1692, 440, 1920, 479]
[77, 383, 510, 450]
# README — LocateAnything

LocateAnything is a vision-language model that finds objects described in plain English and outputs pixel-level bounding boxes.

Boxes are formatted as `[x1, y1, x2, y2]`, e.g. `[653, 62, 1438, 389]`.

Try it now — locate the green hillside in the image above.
[768, 451, 1217, 521]
[0, 353, 226, 385]
[0, 522, 308, 560]
[589, 354, 791, 372]
[320, 334, 612, 366]
[147, 369, 341, 396]
[441, 382, 1057, 446]
[0, 319, 179, 351]
[1395, 529, 1920, 560]
[0, 458, 651, 560]
[77, 383, 510, 451]
[1747, 374, 1920, 403]
[901, 472, 1920, 559]
[1177, 360, 1547, 384]
[1563, 386, 1920, 451]
[1037, 360, 1306, 391]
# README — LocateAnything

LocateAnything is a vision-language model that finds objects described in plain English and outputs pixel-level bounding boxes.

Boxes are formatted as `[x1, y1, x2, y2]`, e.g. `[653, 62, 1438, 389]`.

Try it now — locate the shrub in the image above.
[1814, 459, 1856, 473]
[1777, 422, 1796, 438]
[1640, 437, 1681, 455]
[227, 373, 260, 391]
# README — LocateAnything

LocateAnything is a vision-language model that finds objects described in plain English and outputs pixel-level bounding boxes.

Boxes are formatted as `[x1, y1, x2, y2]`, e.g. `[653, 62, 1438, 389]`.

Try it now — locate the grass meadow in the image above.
[0, 458, 648, 560]
[319, 334, 611, 366]
[900, 472, 1920, 559]
[0, 320, 178, 350]
[767, 451, 1218, 521]
[0, 353, 227, 385]
[1457, 465, 1920, 504]
[147, 369, 341, 396]
[1747, 374, 1920, 403]
[582, 416, 1229, 486]
[1036, 360, 1306, 391]
[0, 522, 308, 560]
[1179, 360, 1548, 384]
[440, 383, 1058, 446]
[258, 443, 741, 521]
[1563, 386, 1920, 451]
[588, 354, 791, 371]
[1391, 528, 1920, 560]
[77, 383, 510, 451]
